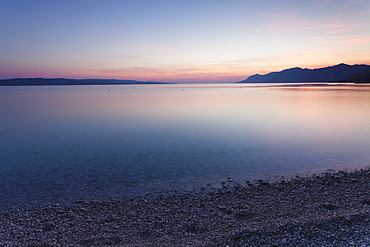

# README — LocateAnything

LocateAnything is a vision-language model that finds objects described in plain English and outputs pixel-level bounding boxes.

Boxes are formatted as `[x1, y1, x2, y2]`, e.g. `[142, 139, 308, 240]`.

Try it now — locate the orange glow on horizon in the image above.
[1, 1, 370, 82]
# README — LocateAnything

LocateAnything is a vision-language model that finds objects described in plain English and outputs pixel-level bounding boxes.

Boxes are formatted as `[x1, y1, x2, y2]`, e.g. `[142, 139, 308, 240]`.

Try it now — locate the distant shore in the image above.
[2, 168, 370, 246]
[0, 78, 172, 86]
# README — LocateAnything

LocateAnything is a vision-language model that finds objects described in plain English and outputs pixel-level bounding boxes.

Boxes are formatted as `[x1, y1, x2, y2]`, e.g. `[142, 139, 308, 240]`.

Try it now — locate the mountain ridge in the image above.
[1, 63, 370, 85]
[240, 63, 370, 83]
[0, 78, 172, 86]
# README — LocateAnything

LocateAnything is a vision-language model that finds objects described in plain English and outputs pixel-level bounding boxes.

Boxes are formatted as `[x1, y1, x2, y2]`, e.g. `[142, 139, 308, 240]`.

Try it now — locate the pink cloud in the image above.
[297, 53, 318, 56]
[325, 21, 360, 34]
[261, 11, 361, 35]
[337, 36, 370, 44]
[261, 12, 323, 32]
[317, 34, 370, 44]
[318, 0, 336, 6]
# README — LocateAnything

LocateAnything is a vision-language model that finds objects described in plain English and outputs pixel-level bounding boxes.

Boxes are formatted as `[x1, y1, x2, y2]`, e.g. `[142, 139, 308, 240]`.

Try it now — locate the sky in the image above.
[1, 0, 370, 83]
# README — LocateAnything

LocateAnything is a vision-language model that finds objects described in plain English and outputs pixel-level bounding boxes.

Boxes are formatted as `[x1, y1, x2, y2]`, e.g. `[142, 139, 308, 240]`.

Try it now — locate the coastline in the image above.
[2, 168, 370, 246]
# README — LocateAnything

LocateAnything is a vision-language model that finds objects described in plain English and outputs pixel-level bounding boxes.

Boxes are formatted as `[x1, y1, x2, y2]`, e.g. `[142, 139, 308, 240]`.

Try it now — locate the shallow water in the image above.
[1, 83, 370, 210]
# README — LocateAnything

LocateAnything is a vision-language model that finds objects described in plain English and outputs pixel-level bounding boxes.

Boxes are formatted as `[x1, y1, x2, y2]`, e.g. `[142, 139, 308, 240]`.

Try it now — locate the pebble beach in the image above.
[2, 168, 370, 246]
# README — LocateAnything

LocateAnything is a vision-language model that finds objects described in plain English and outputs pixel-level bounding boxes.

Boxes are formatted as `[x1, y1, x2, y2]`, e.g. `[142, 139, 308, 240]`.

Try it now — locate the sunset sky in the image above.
[1, 0, 370, 82]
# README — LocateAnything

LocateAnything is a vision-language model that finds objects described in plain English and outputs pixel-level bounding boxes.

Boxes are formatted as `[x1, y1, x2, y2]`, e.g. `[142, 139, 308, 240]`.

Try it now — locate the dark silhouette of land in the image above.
[0, 78, 171, 86]
[346, 67, 370, 83]
[240, 63, 370, 83]
[2, 63, 370, 85]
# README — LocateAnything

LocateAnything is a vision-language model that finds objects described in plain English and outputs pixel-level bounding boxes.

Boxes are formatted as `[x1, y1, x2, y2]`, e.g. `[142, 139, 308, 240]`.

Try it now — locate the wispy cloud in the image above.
[324, 21, 360, 34]
[297, 53, 318, 56]
[98, 66, 168, 76]
[317, 34, 370, 44]
[261, 12, 321, 32]
[261, 11, 361, 34]
[344, 0, 367, 9]
[313, 0, 336, 7]
[351, 9, 370, 14]
[93, 62, 255, 82]
[337, 36, 370, 44]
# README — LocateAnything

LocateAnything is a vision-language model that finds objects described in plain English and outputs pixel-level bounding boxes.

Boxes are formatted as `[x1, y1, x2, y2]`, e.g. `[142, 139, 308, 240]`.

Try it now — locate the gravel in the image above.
[2, 169, 370, 246]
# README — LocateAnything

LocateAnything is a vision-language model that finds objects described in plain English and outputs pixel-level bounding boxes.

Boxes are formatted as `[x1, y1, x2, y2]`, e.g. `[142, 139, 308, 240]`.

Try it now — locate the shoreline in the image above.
[2, 168, 370, 246]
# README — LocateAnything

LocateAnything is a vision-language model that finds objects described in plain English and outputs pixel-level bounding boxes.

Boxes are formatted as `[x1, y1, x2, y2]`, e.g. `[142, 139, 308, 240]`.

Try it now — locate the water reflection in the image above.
[0, 84, 370, 210]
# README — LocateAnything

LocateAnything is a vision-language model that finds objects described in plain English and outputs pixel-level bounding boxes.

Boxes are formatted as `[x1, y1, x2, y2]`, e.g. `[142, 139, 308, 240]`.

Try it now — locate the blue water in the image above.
[1, 83, 370, 210]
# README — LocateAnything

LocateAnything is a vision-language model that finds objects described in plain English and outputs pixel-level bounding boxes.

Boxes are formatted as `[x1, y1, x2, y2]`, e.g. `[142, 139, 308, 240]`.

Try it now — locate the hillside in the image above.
[343, 67, 370, 83]
[240, 63, 370, 83]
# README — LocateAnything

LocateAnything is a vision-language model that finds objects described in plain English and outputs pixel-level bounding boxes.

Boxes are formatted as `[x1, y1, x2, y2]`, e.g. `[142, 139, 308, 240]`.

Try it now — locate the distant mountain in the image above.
[343, 67, 370, 83]
[240, 63, 370, 83]
[0, 78, 171, 86]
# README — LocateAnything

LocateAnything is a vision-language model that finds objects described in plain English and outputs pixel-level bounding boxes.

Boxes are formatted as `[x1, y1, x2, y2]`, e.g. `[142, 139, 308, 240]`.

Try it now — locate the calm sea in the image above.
[1, 83, 370, 210]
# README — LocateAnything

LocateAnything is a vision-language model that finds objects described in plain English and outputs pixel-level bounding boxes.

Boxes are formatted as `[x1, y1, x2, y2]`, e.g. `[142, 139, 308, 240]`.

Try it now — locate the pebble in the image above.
[2, 168, 370, 246]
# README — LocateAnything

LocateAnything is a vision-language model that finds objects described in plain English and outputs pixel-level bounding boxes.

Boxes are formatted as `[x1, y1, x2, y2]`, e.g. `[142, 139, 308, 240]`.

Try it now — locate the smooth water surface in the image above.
[1, 83, 370, 209]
